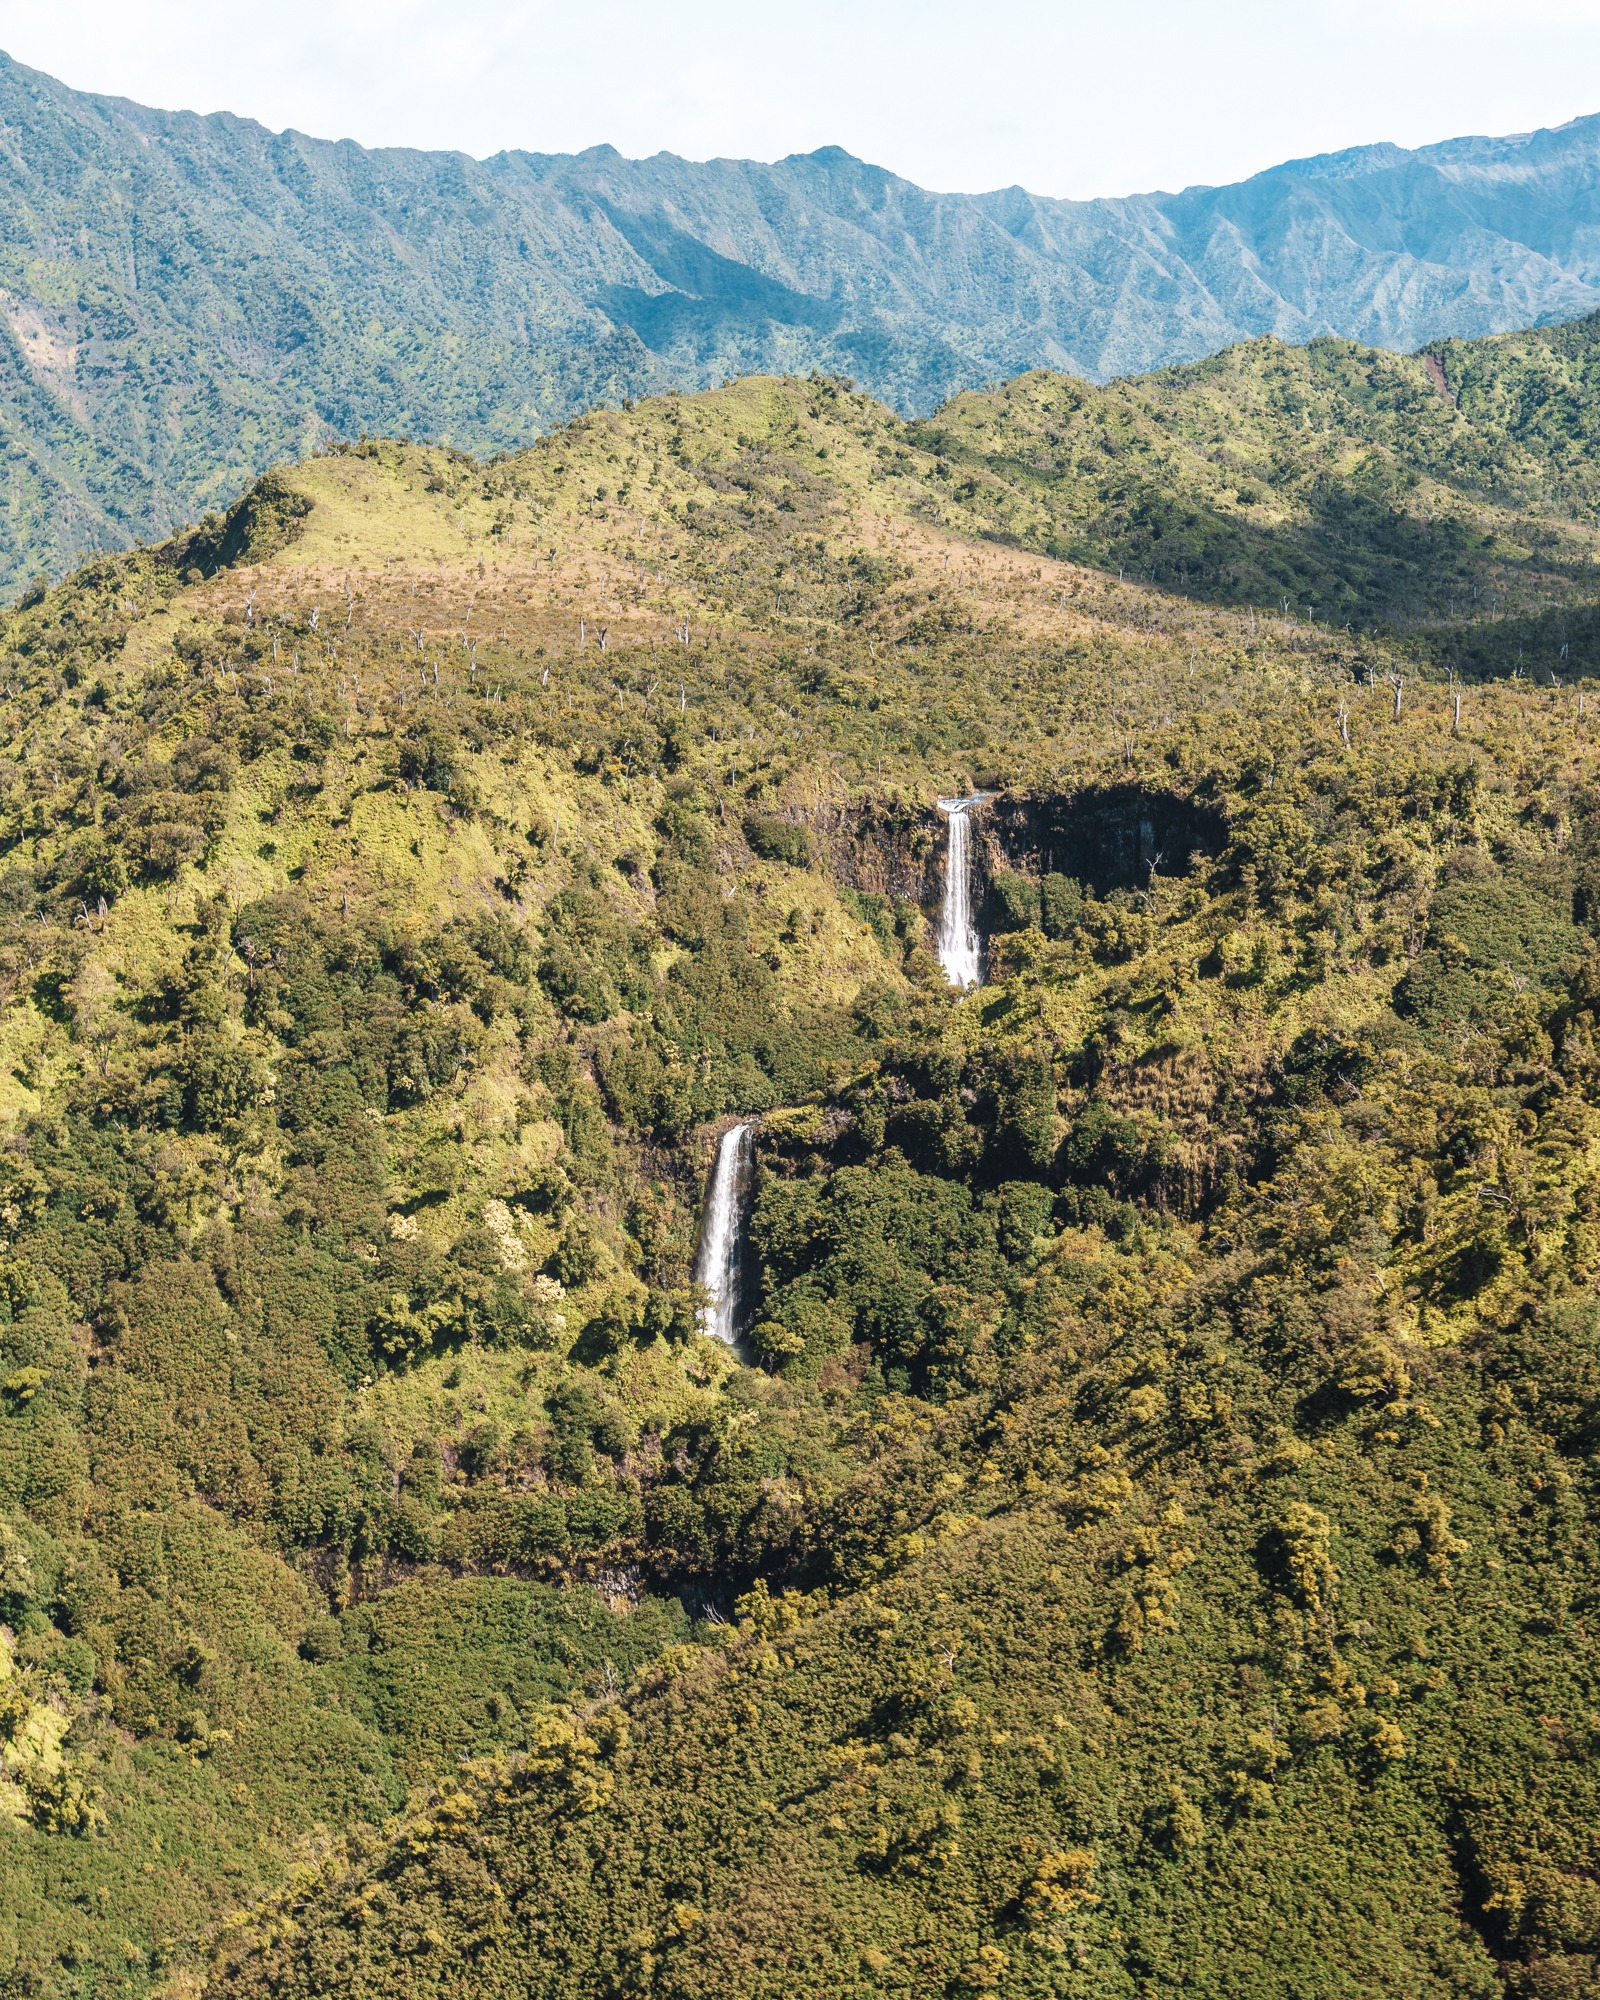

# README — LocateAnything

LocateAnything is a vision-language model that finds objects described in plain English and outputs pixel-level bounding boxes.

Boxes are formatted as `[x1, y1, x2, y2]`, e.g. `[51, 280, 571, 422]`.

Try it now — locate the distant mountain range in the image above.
[5, 48, 1600, 592]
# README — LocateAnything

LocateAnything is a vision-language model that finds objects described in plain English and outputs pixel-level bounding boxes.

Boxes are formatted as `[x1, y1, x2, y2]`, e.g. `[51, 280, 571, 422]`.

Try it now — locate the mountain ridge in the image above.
[7, 51, 1600, 595]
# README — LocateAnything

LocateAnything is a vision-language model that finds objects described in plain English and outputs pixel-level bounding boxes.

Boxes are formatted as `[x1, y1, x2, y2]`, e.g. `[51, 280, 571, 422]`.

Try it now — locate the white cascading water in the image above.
[935, 796, 983, 989]
[693, 1122, 754, 1345]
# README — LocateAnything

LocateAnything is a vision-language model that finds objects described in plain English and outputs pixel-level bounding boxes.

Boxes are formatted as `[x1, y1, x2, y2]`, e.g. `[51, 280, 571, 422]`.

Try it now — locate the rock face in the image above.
[822, 787, 1225, 967]
[828, 801, 945, 908]
[981, 786, 1229, 897]
[7, 48, 1600, 587]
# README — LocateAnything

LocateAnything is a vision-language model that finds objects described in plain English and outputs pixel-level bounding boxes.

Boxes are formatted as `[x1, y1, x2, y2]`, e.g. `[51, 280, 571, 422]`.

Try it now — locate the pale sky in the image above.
[1, 0, 1598, 199]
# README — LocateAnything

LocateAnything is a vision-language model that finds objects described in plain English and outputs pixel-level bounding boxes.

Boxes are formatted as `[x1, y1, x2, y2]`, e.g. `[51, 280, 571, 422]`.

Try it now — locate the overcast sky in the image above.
[1, 0, 1597, 199]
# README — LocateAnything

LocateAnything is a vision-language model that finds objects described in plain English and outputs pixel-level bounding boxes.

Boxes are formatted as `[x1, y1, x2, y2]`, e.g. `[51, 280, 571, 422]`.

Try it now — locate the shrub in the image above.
[744, 813, 813, 868]
[988, 871, 1041, 931]
[1040, 872, 1084, 939]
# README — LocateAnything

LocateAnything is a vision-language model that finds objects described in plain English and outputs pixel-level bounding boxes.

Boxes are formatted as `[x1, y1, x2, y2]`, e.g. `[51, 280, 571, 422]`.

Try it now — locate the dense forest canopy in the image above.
[0, 328, 1598, 1994]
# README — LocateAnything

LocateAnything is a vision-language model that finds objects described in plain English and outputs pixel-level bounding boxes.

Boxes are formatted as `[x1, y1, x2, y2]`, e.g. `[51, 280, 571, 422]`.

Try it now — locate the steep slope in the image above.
[9, 47, 1600, 588]
[0, 370, 1598, 1994]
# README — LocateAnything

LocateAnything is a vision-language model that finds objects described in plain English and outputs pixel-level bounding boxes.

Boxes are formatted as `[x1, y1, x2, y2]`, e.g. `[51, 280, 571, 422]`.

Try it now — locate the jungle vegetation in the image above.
[0, 337, 1596, 1995]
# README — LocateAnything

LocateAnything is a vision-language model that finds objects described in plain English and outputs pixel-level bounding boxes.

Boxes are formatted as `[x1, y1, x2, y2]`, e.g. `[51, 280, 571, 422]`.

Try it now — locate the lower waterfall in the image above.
[693, 1122, 754, 1345]
[935, 795, 984, 988]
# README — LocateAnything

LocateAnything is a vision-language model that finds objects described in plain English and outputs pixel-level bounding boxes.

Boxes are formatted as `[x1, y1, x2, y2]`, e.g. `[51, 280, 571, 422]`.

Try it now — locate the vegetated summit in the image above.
[9, 47, 1600, 596]
[2, 328, 1600, 1995]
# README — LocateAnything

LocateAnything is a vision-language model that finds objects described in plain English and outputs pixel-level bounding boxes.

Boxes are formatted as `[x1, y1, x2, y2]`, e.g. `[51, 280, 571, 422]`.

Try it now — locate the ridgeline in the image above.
[11, 41, 1600, 594]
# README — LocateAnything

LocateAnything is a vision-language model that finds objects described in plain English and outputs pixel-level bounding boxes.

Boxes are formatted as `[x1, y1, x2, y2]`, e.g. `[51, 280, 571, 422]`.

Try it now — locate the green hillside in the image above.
[918, 319, 1600, 635]
[12, 51, 1600, 597]
[0, 363, 1594, 1995]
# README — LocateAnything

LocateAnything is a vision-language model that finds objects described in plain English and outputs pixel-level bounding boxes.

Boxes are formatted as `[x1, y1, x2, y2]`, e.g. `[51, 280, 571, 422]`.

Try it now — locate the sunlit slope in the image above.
[0, 369, 1598, 1993]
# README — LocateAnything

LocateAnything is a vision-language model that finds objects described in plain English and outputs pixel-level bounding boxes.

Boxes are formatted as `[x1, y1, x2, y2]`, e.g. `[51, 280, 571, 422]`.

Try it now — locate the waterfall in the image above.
[935, 796, 984, 989]
[693, 1123, 754, 1346]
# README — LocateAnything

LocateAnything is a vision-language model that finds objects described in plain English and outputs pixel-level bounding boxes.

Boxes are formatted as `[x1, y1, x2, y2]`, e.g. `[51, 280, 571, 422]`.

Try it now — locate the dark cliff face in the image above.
[828, 799, 946, 907]
[979, 785, 1227, 896]
[829, 784, 1225, 931]
[7, 45, 1600, 589]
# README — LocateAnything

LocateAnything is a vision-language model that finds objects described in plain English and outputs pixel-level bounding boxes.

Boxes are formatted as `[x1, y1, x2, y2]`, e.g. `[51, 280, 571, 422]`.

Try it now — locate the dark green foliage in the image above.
[1039, 871, 1084, 938]
[990, 1177, 1054, 1258]
[538, 885, 653, 1023]
[1059, 1101, 1165, 1198]
[986, 870, 1040, 932]
[1396, 862, 1587, 1039]
[1427, 868, 1582, 985]
[744, 813, 813, 868]
[330, 1578, 691, 1778]
[542, 1379, 631, 1485]
[753, 1160, 1001, 1391]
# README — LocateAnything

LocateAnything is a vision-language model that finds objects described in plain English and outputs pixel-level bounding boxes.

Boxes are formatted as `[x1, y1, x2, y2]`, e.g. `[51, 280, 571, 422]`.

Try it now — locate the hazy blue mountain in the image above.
[5, 47, 1600, 591]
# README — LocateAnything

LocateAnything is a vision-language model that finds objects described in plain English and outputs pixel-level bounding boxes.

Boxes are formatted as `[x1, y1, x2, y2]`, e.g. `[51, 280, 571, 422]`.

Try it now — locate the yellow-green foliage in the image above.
[0, 342, 1599, 1993]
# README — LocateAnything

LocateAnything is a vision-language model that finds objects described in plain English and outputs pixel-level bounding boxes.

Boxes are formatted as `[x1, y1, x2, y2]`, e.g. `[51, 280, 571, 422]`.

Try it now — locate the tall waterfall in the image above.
[935, 796, 984, 989]
[693, 1123, 754, 1346]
